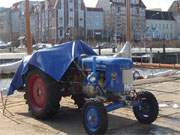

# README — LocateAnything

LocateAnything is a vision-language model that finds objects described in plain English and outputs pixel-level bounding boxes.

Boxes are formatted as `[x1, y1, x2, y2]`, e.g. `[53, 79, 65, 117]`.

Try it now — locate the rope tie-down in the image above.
[0, 90, 14, 116]
[0, 90, 20, 124]
[0, 74, 20, 124]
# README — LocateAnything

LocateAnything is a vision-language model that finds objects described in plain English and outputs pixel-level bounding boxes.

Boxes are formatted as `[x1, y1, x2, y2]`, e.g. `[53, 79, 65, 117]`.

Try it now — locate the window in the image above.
[81, 2, 85, 10]
[163, 24, 165, 29]
[171, 24, 173, 29]
[59, 0, 61, 9]
[170, 33, 173, 39]
[59, 17, 63, 24]
[59, 28, 63, 36]
[70, 8, 73, 12]
[69, 17, 73, 26]
[117, 24, 121, 27]
[159, 24, 161, 29]
[117, 7, 121, 13]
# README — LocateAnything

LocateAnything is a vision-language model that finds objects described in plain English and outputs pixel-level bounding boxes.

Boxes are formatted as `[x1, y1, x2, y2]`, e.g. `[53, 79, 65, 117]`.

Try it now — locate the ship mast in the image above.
[25, 0, 33, 55]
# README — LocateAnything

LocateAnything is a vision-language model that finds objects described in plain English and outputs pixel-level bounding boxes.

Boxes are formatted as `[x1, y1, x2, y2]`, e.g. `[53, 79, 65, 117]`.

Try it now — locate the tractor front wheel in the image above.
[133, 91, 159, 124]
[83, 100, 108, 135]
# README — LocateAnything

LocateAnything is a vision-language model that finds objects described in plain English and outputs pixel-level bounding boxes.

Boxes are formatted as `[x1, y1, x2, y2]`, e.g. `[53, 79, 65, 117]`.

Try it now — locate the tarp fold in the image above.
[8, 40, 96, 95]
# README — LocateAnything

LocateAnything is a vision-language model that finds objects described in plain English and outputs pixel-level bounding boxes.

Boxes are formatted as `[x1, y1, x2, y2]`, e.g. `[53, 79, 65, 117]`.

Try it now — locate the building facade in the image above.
[97, 0, 146, 42]
[39, 1, 48, 42]
[96, 0, 112, 41]
[31, 0, 86, 43]
[168, 0, 180, 39]
[86, 7, 104, 41]
[145, 10, 176, 40]
[10, 6, 20, 40]
[0, 8, 11, 42]
[31, 0, 105, 43]
[11, 1, 39, 41]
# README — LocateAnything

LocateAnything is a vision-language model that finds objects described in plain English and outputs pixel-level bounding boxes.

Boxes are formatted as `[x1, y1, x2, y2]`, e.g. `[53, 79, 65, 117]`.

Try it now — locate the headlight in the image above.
[89, 76, 96, 83]
[111, 72, 117, 80]
[87, 73, 97, 84]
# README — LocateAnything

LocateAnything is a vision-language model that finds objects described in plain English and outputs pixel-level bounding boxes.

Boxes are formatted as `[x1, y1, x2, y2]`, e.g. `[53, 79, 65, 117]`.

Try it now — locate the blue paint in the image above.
[87, 72, 97, 85]
[85, 106, 99, 132]
[8, 40, 96, 95]
[8, 40, 133, 97]
[81, 56, 133, 71]
[106, 102, 125, 112]
[105, 65, 124, 93]
[92, 57, 96, 74]
[86, 57, 97, 85]
[82, 56, 133, 93]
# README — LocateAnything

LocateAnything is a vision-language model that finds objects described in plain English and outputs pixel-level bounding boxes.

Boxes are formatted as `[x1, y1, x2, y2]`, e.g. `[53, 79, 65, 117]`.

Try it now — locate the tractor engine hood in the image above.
[81, 56, 133, 71]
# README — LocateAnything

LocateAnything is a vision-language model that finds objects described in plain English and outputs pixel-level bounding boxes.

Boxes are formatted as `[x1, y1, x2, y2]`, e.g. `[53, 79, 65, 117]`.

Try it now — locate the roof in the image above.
[109, 0, 146, 8]
[0, 8, 10, 13]
[136, 0, 146, 8]
[146, 10, 175, 21]
[12, 1, 39, 8]
[96, 0, 111, 11]
[87, 7, 103, 12]
[168, 0, 180, 13]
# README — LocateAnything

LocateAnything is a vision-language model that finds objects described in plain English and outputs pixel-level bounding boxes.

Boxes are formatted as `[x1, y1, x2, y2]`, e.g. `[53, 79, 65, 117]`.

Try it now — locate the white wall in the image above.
[146, 19, 176, 40]
[174, 15, 180, 39]
[86, 10, 104, 30]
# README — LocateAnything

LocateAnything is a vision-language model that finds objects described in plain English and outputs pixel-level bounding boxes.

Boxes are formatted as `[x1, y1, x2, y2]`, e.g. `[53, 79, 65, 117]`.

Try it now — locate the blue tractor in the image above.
[8, 41, 159, 135]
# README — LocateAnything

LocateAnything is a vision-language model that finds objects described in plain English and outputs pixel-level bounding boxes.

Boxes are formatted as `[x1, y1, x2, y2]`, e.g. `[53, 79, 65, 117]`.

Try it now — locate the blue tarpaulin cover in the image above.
[8, 40, 96, 95]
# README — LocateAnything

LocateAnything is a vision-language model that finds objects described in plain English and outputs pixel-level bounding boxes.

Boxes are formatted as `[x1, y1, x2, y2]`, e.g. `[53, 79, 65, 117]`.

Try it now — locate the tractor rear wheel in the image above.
[26, 69, 61, 119]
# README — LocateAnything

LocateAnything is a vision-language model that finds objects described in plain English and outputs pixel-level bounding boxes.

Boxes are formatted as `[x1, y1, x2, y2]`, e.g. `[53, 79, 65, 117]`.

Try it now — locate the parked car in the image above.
[0, 41, 8, 49]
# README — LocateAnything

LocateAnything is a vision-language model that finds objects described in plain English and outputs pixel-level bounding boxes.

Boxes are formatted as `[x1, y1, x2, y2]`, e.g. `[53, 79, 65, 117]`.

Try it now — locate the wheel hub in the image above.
[138, 98, 150, 118]
[86, 107, 99, 130]
[29, 74, 47, 110]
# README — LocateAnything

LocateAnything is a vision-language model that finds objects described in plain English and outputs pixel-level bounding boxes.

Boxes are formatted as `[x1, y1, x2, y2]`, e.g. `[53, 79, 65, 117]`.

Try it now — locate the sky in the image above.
[0, 0, 175, 11]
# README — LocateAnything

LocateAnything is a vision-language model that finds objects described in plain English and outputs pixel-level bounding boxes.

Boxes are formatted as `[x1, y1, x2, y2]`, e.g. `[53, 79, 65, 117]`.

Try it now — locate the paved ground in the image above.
[0, 75, 180, 135]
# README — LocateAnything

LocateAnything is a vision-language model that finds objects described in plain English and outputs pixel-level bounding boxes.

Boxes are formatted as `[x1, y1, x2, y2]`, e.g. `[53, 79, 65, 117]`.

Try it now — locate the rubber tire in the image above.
[83, 100, 108, 135]
[26, 69, 61, 120]
[133, 91, 159, 124]
[72, 94, 85, 109]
